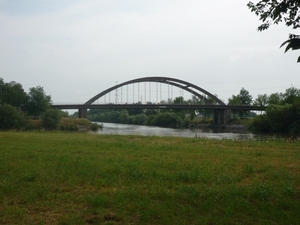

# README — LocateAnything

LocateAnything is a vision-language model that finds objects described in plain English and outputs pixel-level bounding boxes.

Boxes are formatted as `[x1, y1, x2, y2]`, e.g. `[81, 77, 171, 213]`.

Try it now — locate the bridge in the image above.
[51, 77, 265, 124]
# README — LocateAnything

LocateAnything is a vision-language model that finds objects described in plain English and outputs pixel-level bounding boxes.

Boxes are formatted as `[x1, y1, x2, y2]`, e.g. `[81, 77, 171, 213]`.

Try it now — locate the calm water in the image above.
[95, 122, 259, 140]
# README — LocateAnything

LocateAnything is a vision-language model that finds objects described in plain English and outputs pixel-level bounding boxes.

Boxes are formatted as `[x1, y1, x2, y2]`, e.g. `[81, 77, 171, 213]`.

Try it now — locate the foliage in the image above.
[282, 86, 300, 103]
[247, 0, 300, 31]
[247, 0, 300, 62]
[59, 110, 69, 118]
[150, 112, 182, 128]
[250, 103, 300, 134]
[118, 110, 129, 123]
[90, 122, 101, 131]
[228, 88, 253, 118]
[25, 86, 52, 118]
[41, 109, 62, 130]
[60, 118, 100, 131]
[254, 87, 300, 106]
[181, 117, 191, 127]
[0, 104, 27, 130]
[268, 92, 283, 104]
[250, 87, 300, 133]
[130, 113, 148, 125]
[0, 79, 27, 107]
[280, 34, 300, 62]
[253, 94, 269, 107]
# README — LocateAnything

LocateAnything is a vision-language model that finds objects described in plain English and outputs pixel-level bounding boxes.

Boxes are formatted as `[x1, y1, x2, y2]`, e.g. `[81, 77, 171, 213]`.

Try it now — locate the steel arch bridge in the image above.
[76, 76, 231, 124]
[48, 76, 265, 124]
[84, 76, 226, 106]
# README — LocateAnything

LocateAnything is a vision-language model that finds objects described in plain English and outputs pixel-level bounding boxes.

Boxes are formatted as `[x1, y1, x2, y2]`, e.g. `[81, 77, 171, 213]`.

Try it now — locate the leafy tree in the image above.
[238, 88, 253, 105]
[131, 114, 148, 125]
[189, 95, 202, 118]
[0, 104, 27, 130]
[26, 86, 52, 118]
[173, 96, 186, 119]
[268, 92, 283, 104]
[174, 96, 184, 104]
[41, 109, 62, 130]
[59, 110, 69, 118]
[282, 86, 300, 104]
[0, 79, 27, 107]
[253, 94, 269, 107]
[228, 95, 241, 118]
[119, 110, 129, 123]
[151, 112, 181, 128]
[228, 95, 241, 105]
[247, 0, 300, 62]
[127, 102, 144, 115]
[280, 34, 300, 62]
[228, 88, 252, 117]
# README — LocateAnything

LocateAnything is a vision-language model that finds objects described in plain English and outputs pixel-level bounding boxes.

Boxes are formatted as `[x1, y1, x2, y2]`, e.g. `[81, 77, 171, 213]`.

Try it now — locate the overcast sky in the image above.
[1, 0, 299, 104]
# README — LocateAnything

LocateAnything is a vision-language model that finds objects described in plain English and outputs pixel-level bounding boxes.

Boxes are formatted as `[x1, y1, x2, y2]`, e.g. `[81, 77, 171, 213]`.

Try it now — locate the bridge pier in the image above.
[78, 108, 88, 118]
[213, 109, 230, 125]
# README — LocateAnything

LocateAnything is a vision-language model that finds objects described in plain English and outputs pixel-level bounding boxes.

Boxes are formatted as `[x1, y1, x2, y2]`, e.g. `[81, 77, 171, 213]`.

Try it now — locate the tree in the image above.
[26, 86, 52, 118]
[280, 34, 300, 62]
[268, 92, 283, 104]
[253, 94, 269, 107]
[247, 0, 300, 62]
[238, 88, 253, 105]
[228, 88, 252, 118]
[0, 79, 27, 107]
[282, 86, 300, 104]
[41, 109, 62, 130]
[119, 110, 129, 123]
[228, 95, 241, 118]
[0, 104, 27, 130]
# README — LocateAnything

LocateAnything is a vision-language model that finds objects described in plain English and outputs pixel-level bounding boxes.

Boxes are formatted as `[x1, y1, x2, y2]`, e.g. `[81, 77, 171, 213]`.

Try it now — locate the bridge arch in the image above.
[84, 76, 225, 106]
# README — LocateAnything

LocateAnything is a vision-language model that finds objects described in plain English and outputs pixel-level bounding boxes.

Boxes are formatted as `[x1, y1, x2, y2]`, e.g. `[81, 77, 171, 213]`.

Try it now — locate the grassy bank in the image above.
[1, 132, 300, 224]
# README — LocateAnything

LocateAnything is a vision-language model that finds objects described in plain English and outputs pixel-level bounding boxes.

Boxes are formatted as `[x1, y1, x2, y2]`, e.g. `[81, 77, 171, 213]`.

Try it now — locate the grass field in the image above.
[0, 132, 300, 224]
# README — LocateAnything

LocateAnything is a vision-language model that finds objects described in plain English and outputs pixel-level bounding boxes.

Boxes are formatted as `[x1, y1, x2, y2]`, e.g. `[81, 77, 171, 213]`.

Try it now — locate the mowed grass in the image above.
[0, 132, 300, 225]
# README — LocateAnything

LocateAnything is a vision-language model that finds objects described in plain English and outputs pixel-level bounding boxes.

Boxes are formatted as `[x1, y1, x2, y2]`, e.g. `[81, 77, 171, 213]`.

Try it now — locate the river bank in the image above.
[190, 123, 247, 131]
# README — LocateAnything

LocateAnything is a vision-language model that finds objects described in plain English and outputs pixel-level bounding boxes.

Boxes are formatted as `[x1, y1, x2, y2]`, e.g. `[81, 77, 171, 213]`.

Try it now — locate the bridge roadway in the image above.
[51, 103, 265, 111]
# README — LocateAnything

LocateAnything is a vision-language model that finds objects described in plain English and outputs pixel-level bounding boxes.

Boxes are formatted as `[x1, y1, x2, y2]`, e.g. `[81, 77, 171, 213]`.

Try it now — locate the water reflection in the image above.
[95, 122, 258, 140]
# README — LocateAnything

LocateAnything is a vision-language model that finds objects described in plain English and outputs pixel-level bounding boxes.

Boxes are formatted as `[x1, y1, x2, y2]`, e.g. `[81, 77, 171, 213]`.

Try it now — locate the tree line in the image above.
[0, 78, 99, 131]
[87, 86, 300, 134]
[1, 77, 300, 134]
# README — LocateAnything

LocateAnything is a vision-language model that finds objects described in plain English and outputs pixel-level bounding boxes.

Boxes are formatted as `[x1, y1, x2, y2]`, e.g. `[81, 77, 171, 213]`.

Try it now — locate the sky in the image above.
[0, 0, 299, 105]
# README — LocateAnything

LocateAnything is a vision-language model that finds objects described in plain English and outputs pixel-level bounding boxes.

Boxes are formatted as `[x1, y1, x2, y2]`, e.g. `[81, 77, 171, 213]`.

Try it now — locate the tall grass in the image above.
[0, 132, 300, 224]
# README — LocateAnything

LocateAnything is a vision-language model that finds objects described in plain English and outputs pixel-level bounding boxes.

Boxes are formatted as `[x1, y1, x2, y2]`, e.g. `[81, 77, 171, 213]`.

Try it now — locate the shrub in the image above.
[151, 113, 181, 128]
[60, 118, 101, 131]
[41, 109, 62, 130]
[0, 104, 27, 130]
[91, 122, 101, 131]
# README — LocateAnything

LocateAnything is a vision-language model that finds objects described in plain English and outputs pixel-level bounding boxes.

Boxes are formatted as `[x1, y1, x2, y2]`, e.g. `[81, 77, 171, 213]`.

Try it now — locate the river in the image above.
[95, 122, 259, 140]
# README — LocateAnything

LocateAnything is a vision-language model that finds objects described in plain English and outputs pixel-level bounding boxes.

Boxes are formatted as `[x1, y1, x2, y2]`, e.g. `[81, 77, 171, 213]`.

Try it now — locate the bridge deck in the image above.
[50, 104, 265, 111]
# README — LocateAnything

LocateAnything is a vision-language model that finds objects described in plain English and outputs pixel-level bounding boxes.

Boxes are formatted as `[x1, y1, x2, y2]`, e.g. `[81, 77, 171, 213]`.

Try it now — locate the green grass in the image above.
[0, 132, 300, 224]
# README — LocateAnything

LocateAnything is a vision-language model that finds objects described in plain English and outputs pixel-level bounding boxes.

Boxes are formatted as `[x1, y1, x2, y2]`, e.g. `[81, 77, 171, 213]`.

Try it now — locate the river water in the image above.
[95, 122, 259, 140]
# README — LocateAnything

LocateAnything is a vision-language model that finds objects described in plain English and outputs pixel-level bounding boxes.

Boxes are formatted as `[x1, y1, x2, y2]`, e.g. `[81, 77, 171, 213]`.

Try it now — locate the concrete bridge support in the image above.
[213, 109, 231, 125]
[78, 108, 88, 118]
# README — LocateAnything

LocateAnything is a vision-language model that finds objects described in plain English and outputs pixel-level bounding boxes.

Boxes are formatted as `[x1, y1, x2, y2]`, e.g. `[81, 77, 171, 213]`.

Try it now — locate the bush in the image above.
[249, 103, 300, 134]
[91, 122, 101, 131]
[60, 118, 100, 131]
[0, 104, 27, 130]
[151, 113, 181, 128]
[41, 109, 62, 130]
[181, 118, 191, 127]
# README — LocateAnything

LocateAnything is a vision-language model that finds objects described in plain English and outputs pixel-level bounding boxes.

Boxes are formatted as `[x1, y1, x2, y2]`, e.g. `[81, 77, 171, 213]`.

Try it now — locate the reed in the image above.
[0, 131, 300, 224]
